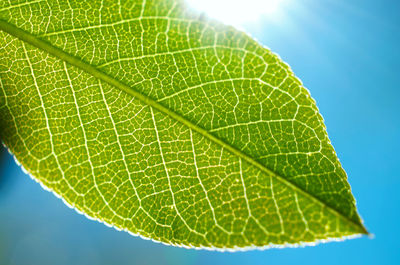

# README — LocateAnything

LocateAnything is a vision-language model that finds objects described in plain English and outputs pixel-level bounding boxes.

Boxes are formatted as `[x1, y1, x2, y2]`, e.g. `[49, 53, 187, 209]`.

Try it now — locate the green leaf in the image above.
[0, 0, 367, 249]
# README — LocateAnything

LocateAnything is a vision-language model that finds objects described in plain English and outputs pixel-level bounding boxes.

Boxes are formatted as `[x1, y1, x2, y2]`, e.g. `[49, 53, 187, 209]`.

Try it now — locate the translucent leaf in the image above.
[0, 0, 367, 250]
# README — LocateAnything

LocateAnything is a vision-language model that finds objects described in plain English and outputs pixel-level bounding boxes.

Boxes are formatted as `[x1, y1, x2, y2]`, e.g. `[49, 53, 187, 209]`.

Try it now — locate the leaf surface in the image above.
[0, 0, 367, 249]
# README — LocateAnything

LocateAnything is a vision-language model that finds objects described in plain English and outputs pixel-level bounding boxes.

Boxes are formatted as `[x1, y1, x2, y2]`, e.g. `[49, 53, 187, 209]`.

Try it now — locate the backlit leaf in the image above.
[0, 0, 367, 249]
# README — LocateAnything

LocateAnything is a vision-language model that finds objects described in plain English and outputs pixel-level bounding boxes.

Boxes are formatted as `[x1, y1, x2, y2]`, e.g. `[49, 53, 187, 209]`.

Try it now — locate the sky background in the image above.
[1, 0, 399, 264]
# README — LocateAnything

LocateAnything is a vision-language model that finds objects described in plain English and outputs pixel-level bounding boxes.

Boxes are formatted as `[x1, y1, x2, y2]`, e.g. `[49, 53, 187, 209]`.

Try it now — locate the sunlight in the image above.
[186, 0, 288, 28]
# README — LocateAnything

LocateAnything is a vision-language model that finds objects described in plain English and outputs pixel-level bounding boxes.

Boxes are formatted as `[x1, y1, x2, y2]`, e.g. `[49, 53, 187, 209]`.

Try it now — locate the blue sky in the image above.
[1, 0, 399, 264]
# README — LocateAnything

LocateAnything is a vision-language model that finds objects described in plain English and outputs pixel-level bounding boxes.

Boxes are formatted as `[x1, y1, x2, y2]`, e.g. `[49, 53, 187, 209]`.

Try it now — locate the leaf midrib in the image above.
[0, 19, 368, 234]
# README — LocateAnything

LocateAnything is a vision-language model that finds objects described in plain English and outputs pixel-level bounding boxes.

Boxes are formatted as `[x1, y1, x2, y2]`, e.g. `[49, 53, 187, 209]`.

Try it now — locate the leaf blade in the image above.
[0, 0, 366, 249]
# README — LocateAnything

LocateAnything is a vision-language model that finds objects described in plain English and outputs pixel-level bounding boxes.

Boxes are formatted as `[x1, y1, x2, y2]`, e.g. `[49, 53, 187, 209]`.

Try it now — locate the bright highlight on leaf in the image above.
[186, 0, 288, 27]
[0, 0, 367, 250]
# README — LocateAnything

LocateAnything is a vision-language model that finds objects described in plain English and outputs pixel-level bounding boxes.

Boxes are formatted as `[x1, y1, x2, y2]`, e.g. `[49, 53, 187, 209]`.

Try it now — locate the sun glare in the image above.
[186, 0, 287, 28]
